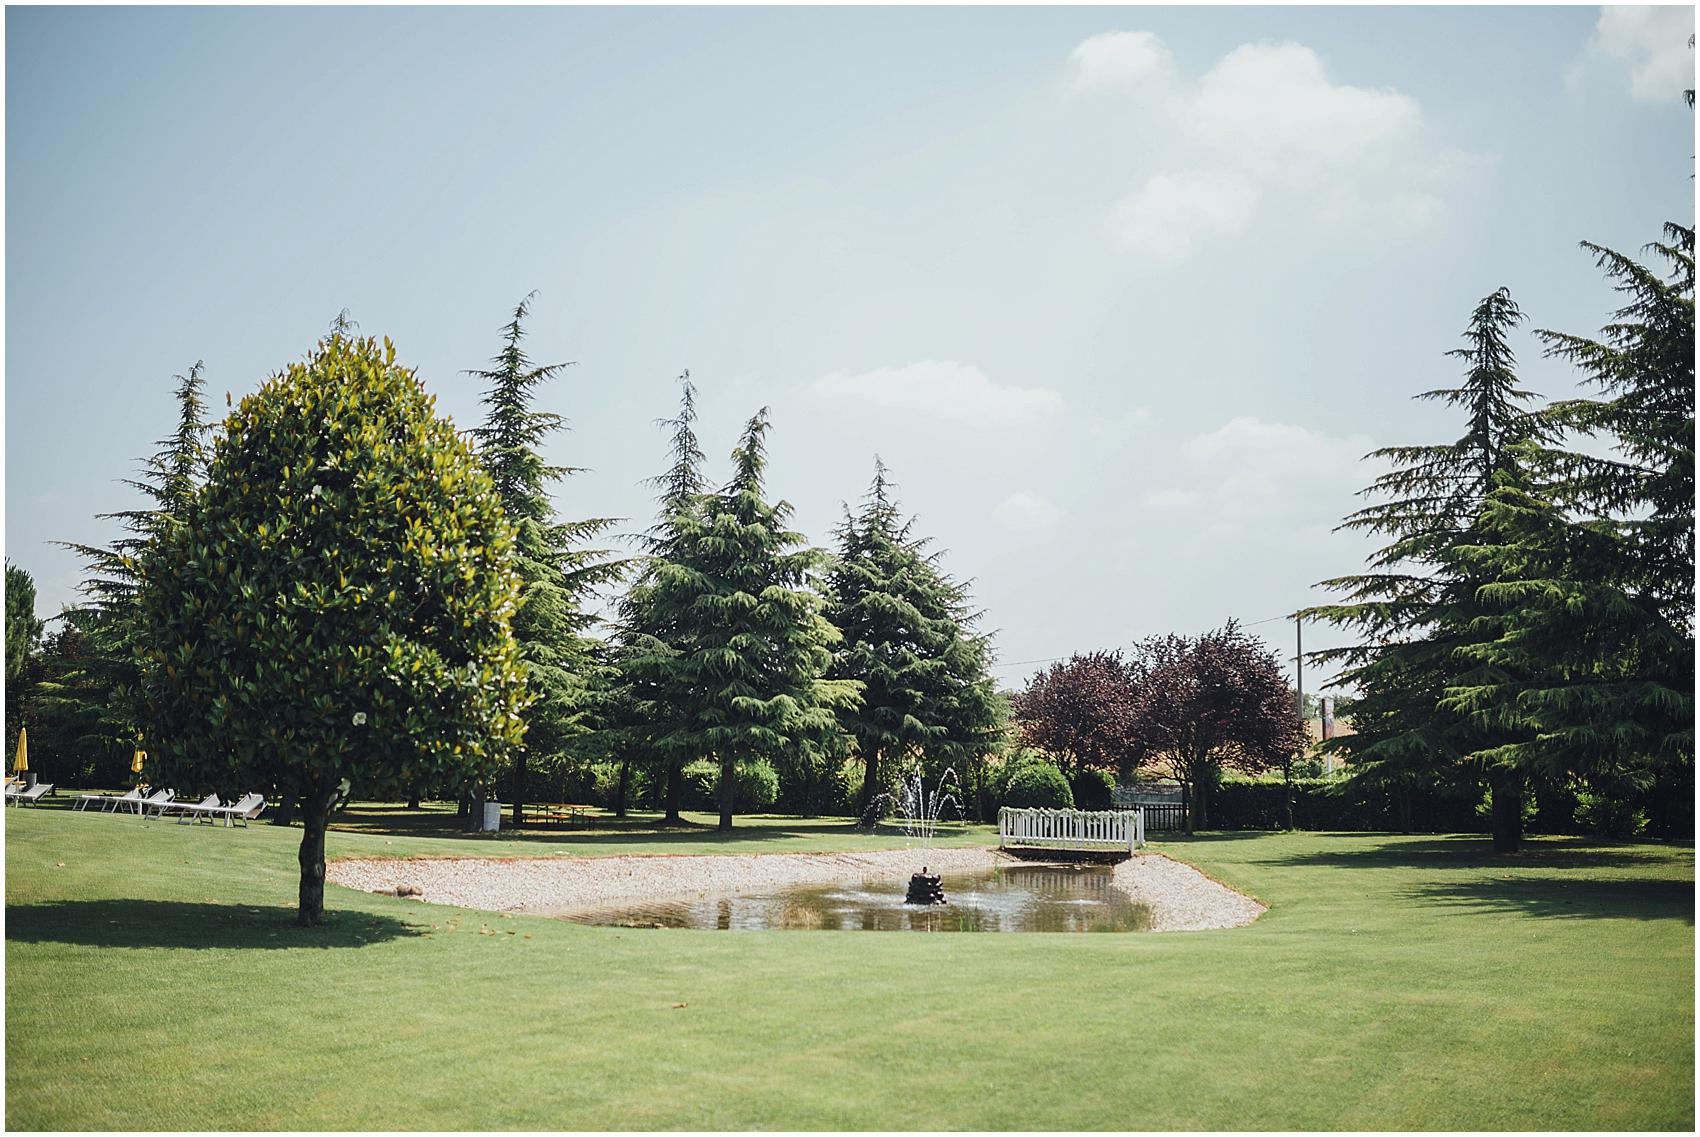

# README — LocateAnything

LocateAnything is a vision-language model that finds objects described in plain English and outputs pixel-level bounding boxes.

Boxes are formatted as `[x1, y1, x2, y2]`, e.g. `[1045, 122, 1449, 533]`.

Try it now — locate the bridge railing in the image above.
[998, 807, 1145, 854]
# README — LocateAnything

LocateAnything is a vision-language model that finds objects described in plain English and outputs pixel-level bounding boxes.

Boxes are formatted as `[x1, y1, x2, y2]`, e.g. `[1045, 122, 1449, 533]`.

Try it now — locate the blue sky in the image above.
[5, 5, 1694, 691]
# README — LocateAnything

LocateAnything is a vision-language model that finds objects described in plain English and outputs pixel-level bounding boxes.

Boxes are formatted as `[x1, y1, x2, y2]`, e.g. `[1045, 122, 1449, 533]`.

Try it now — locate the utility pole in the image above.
[1293, 614, 1304, 722]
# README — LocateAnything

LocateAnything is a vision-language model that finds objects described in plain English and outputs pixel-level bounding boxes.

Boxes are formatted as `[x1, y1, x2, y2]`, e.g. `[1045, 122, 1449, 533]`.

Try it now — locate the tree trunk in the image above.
[510, 752, 527, 830]
[614, 757, 630, 819]
[271, 791, 298, 827]
[296, 787, 337, 927]
[406, 790, 421, 810]
[717, 753, 736, 832]
[857, 747, 882, 823]
[1398, 787, 1412, 834]
[465, 786, 486, 833]
[1488, 766, 1523, 853]
[663, 760, 683, 824]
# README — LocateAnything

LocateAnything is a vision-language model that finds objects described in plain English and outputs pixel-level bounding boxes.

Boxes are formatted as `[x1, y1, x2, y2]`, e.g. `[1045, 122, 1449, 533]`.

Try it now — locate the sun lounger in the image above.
[12, 782, 54, 806]
[74, 787, 146, 813]
[194, 793, 266, 828]
[131, 788, 175, 816]
[152, 792, 219, 821]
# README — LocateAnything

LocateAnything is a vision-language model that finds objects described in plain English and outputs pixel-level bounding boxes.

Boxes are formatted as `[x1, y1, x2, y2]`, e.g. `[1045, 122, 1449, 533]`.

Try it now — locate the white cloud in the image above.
[1068, 31, 1176, 94]
[994, 490, 1061, 529]
[1185, 42, 1421, 167]
[1139, 415, 1384, 533]
[1113, 169, 1258, 260]
[809, 361, 1063, 433]
[1580, 6, 1696, 103]
[1072, 33, 1448, 261]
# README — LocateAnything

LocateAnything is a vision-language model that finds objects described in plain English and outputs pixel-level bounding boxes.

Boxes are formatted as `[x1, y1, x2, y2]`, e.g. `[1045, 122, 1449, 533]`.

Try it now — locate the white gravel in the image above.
[327, 847, 1264, 932]
[1111, 853, 1267, 931]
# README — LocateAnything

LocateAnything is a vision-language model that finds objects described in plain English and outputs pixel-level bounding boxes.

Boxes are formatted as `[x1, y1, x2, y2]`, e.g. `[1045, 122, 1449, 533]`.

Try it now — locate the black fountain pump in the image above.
[905, 867, 947, 906]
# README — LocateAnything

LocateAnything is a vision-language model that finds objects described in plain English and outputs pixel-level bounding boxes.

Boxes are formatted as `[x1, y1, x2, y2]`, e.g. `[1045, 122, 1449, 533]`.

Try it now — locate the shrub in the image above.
[684, 758, 780, 812]
[1071, 768, 1114, 810]
[1574, 790, 1648, 838]
[1003, 761, 1074, 810]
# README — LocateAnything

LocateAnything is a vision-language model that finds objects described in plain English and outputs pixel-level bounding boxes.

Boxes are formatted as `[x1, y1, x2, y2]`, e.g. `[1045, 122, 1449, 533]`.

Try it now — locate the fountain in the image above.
[904, 867, 946, 905]
[863, 766, 964, 905]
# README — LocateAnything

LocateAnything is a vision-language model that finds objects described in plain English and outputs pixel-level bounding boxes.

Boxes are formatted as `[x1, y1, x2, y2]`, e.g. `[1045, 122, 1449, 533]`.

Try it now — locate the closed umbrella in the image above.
[132, 749, 146, 775]
[13, 728, 27, 775]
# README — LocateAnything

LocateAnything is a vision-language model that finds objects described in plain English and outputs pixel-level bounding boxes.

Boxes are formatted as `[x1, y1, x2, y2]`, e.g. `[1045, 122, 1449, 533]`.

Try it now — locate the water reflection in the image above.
[557, 863, 1154, 933]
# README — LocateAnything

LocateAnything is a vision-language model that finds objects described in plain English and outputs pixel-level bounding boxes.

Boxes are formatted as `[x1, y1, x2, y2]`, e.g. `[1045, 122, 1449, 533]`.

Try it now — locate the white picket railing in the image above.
[998, 807, 1145, 855]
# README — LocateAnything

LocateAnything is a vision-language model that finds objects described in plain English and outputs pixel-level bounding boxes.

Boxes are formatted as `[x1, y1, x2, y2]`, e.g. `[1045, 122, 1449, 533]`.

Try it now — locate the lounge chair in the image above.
[132, 788, 175, 816]
[195, 793, 266, 828]
[12, 782, 54, 806]
[74, 787, 146, 813]
[152, 792, 219, 821]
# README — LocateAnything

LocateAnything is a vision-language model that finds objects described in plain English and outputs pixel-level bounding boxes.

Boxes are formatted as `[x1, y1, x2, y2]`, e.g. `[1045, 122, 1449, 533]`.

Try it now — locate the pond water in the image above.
[556, 862, 1155, 933]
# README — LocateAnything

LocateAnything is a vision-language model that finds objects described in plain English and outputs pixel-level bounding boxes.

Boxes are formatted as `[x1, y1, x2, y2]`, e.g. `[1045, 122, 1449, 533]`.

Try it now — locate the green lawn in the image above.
[6, 803, 1693, 1130]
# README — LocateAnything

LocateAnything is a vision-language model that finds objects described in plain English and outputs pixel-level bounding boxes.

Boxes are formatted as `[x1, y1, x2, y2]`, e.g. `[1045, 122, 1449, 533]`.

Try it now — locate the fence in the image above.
[998, 807, 1144, 855]
[1111, 785, 1187, 832]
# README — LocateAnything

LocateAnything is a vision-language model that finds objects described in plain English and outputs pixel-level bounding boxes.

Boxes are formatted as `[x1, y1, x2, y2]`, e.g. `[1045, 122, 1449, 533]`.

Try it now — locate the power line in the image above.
[989, 612, 1298, 669]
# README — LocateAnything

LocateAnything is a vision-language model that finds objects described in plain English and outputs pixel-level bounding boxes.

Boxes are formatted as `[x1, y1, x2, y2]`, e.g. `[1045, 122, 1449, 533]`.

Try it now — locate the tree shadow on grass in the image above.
[1261, 832, 1678, 871]
[5, 899, 427, 950]
[1398, 876, 1695, 923]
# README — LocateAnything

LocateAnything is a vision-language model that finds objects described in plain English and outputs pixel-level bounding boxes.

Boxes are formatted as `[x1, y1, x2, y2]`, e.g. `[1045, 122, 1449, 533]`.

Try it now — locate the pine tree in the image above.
[1448, 229, 1695, 835]
[1305, 289, 1545, 851]
[828, 458, 1001, 819]
[621, 405, 858, 830]
[467, 293, 621, 828]
[614, 372, 708, 824]
[51, 363, 209, 767]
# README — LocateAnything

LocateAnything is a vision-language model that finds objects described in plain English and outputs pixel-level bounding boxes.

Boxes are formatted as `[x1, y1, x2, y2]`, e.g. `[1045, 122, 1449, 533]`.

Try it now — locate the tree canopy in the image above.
[135, 333, 528, 923]
[829, 459, 1002, 819]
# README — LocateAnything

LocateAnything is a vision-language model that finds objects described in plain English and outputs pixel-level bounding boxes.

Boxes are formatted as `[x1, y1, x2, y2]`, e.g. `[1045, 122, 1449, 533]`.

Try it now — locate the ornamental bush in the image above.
[1002, 760, 1074, 810]
[135, 334, 528, 925]
[683, 758, 780, 811]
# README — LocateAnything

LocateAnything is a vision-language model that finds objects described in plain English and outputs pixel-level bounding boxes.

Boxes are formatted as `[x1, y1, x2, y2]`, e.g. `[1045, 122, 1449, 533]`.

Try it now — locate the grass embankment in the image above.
[6, 803, 1693, 1130]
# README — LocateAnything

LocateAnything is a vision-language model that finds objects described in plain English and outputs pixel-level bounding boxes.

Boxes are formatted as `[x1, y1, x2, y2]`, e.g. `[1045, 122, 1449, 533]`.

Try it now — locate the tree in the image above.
[1305, 288, 1546, 851]
[1129, 621, 1303, 833]
[620, 406, 858, 831]
[135, 333, 528, 925]
[613, 372, 710, 824]
[467, 293, 621, 827]
[1448, 228, 1695, 835]
[50, 363, 211, 779]
[5, 561, 45, 751]
[1012, 651, 1138, 781]
[829, 459, 1002, 819]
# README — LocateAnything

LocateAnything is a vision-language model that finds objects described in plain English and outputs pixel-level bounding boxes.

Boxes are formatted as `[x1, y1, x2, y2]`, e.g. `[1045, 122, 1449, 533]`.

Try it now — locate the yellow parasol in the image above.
[132, 748, 146, 775]
[12, 727, 27, 775]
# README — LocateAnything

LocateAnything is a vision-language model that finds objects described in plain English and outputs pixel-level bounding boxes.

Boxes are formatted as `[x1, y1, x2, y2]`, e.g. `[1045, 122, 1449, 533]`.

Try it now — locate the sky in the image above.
[5, 4, 1695, 695]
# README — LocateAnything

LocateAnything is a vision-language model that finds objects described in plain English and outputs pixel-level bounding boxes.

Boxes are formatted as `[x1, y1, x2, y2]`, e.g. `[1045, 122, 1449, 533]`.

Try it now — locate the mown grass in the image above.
[5, 803, 1693, 1131]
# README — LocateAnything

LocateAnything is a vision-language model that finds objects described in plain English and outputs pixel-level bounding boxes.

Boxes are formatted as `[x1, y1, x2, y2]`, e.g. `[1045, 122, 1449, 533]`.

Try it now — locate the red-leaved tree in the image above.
[1013, 651, 1140, 779]
[1129, 621, 1304, 833]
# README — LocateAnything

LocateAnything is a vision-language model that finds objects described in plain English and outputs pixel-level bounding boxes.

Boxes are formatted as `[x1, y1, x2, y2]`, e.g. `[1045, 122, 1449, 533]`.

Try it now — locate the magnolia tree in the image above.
[135, 335, 529, 925]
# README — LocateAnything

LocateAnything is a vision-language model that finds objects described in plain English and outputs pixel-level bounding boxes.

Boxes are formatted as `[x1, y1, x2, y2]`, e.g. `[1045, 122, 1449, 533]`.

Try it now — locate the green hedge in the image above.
[1209, 777, 1485, 833]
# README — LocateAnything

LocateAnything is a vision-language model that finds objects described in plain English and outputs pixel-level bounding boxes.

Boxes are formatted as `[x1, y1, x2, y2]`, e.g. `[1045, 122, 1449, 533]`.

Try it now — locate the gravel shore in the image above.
[328, 847, 1264, 932]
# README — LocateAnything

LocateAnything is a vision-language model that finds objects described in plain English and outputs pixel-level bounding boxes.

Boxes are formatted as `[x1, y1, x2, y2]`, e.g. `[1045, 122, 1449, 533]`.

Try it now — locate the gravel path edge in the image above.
[327, 847, 1265, 932]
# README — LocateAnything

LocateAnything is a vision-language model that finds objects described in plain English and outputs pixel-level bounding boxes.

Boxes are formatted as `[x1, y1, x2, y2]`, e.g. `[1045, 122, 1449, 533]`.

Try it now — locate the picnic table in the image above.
[524, 803, 595, 830]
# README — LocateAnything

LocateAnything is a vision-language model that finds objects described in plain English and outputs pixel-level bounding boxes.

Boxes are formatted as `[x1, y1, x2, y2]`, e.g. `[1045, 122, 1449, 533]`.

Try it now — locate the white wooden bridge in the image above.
[998, 807, 1145, 861]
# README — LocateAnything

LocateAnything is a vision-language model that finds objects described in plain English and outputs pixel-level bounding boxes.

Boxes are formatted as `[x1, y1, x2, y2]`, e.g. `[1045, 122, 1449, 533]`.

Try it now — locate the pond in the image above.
[555, 862, 1155, 933]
